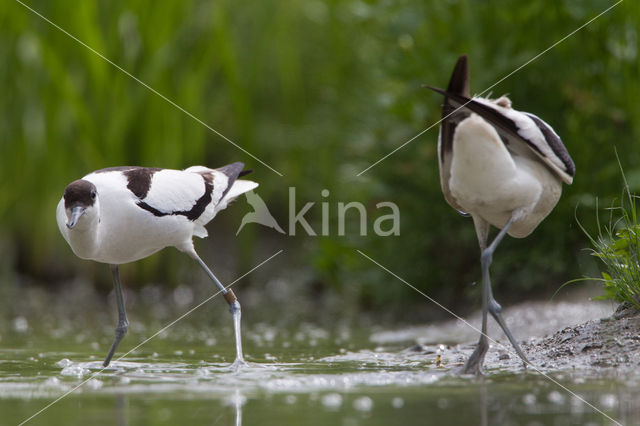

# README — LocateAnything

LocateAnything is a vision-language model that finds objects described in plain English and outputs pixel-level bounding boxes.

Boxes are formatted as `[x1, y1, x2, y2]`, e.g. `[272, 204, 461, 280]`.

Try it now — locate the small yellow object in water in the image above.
[435, 344, 445, 367]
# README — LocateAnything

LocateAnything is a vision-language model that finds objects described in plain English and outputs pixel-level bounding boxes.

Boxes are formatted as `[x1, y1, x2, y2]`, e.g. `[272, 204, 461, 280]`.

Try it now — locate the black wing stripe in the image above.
[124, 168, 163, 199]
[429, 87, 566, 164]
[93, 166, 164, 199]
[136, 180, 213, 221]
[525, 113, 575, 176]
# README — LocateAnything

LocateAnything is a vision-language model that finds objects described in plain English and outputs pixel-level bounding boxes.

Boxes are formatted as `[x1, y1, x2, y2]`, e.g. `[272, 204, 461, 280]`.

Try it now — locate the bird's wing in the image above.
[434, 55, 471, 213]
[87, 164, 257, 227]
[428, 87, 575, 185]
[213, 162, 258, 202]
[183, 162, 258, 226]
[185, 162, 257, 205]
[135, 169, 214, 221]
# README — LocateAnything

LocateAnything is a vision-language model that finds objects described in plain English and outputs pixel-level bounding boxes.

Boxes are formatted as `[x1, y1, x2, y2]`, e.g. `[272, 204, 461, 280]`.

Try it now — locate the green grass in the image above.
[582, 164, 640, 310]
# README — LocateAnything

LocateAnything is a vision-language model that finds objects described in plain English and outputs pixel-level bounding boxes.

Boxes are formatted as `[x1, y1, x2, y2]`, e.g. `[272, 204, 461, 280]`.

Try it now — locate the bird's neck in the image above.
[67, 220, 101, 260]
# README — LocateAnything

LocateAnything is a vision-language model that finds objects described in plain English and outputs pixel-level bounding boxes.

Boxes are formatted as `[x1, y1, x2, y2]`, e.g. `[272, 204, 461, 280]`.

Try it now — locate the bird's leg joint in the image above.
[115, 320, 129, 337]
[228, 300, 241, 315]
[223, 289, 238, 305]
[480, 249, 493, 267]
[488, 298, 502, 315]
[224, 289, 241, 315]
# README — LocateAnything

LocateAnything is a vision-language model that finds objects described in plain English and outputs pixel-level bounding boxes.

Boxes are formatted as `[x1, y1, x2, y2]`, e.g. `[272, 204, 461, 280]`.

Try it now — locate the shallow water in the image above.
[0, 337, 636, 424]
[1, 298, 637, 425]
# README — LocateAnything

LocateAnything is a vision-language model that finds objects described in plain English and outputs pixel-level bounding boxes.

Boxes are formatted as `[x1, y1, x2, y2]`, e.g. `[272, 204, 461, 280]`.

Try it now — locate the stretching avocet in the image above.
[428, 55, 575, 374]
[56, 162, 257, 368]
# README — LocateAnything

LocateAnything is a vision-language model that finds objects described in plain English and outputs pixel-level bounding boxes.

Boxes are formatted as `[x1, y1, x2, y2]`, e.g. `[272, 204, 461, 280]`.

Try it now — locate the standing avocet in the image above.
[428, 55, 575, 374]
[56, 162, 257, 368]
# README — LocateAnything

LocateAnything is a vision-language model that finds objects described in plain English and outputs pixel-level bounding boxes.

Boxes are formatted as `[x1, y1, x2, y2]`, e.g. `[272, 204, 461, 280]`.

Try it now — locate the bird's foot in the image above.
[461, 340, 489, 376]
[229, 357, 249, 372]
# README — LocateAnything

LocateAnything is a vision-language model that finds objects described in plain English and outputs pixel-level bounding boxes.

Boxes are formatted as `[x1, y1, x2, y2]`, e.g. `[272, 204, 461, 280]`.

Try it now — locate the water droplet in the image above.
[322, 393, 343, 409]
[56, 358, 73, 368]
[195, 367, 210, 377]
[437, 398, 450, 409]
[392, 397, 404, 409]
[85, 379, 103, 390]
[61, 364, 89, 378]
[547, 391, 565, 405]
[44, 377, 60, 387]
[353, 396, 373, 412]
[172, 285, 194, 307]
[599, 394, 617, 409]
[522, 393, 536, 406]
[13, 317, 28, 333]
[285, 395, 297, 404]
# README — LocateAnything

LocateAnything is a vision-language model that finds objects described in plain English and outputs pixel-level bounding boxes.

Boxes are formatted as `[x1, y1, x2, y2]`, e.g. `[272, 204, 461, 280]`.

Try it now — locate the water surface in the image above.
[1, 298, 636, 425]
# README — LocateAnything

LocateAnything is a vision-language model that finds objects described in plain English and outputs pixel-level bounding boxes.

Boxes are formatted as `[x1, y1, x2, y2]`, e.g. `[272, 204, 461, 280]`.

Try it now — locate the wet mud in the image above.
[383, 299, 640, 375]
[521, 302, 640, 372]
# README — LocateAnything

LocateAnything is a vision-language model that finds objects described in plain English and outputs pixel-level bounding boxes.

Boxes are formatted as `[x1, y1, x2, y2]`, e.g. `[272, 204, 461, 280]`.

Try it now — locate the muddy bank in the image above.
[372, 297, 640, 373]
[518, 303, 640, 371]
[437, 302, 640, 373]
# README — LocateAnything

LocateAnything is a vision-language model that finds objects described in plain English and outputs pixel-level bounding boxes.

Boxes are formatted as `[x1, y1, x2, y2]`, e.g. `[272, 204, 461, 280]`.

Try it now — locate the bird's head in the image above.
[492, 96, 512, 109]
[63, 179, 99, 230]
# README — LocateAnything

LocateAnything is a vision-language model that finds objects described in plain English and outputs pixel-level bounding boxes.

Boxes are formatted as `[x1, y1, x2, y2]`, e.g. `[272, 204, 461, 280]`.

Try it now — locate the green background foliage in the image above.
[1, 0, 638, 321]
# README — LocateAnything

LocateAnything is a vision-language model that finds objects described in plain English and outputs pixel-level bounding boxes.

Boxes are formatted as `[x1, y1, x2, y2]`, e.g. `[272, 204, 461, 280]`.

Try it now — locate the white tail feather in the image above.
[225, 180, 259, 201]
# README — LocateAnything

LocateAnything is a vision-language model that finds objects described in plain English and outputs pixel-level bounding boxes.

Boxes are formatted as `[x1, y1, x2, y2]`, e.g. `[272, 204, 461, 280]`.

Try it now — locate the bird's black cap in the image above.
[64, 179, 97, 209]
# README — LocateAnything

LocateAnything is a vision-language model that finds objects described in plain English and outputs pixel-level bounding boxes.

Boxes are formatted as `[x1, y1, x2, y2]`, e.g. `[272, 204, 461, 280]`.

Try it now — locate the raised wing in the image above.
[428, 86, 575, 185]
[433, 55, 472, 213]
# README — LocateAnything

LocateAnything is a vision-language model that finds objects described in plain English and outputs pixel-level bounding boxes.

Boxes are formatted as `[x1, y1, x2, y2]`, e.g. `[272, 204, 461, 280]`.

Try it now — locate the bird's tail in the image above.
[225, 180, 258, 200]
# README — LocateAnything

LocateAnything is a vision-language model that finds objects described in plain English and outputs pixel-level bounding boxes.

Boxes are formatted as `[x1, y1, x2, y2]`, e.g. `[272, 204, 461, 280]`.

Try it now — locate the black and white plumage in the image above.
[56, 162, 257, 368]
[429, 55, 575, 374]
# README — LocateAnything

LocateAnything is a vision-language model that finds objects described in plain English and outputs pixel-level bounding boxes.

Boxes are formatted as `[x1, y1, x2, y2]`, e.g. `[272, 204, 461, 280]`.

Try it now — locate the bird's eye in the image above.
[91, 190, 97, 200]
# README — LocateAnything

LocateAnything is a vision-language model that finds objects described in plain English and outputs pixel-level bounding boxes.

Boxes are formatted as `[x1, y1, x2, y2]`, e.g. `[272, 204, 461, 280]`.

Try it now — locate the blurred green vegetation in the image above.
[1, 0, 639, 320]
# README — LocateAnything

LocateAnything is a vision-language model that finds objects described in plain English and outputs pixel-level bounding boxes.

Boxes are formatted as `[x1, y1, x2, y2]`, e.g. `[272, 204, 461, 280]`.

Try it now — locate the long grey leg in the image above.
[487, 278, 529, 366]
[463, 213, 527, 374]
[463, 217, 490, 374]
[103, 264, 129, 367]
[189, 251, 245, 367]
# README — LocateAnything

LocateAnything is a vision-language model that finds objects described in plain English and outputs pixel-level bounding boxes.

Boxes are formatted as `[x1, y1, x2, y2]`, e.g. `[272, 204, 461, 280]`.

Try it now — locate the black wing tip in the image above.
[424, 85, 447, 96]
[216, 162, 253, 200]
[216, 162, 245, 178]
[447, 54, 469, 97]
